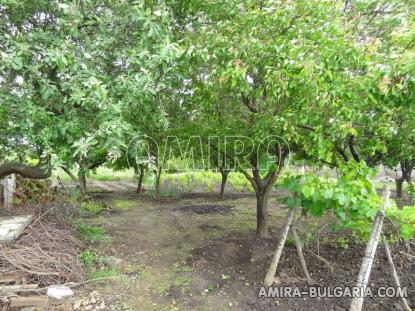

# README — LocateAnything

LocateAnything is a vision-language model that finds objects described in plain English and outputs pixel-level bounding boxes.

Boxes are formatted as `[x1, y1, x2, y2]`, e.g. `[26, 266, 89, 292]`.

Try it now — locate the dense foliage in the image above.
[0, 0, 414, 239]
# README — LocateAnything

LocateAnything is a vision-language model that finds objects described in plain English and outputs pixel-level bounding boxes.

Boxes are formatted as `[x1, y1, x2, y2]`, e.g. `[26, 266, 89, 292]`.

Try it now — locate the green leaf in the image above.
[221, 274, 231, 280]
[301, 185, 315, 198]
[400, 224, 414, 241]
[11, 57, 23, 70]
[286, 196, 302, 209]
[336, 193, 349, 206]
[310, 202, 324, 217]
[322, 188, 334, 199]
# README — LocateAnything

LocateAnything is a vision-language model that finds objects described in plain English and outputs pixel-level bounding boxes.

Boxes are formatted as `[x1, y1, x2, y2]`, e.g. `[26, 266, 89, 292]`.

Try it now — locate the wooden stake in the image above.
[0, 175, 15, 209]
[383, 236, 412, 311]
[292, 226, 313, 284]
[349, 188, 390, 311]
[264, 207, 296, 286]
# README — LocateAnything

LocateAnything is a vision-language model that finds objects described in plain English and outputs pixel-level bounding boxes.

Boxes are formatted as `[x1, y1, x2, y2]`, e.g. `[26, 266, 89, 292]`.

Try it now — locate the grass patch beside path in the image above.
[88, 269, 120, 279]
[90, 167, 135, 181]
[113, 199, 137, 210]
[54, 167, 135, 182]
[75, 220, 110, 242]
[79, 249, 121, 280]
[80, 200, 105, 215]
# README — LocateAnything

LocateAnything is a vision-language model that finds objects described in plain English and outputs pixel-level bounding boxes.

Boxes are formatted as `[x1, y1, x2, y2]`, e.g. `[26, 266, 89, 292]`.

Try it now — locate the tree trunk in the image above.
[240, 149, 286, 238]
[154, 168, 162, 197]
[395, 178, 404, 198]
[242, 170, 278, 238]
[256, 189, 270, 238]
[136, 165, 145, 194]
[62, 166, 78, 184]
[78, 170, 87, 195]
[220, 169, 229, 199]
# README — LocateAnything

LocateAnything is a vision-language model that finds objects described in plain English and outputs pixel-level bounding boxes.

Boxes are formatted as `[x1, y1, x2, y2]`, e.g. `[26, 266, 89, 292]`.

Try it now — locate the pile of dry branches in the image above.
[0, 206, 84, 286]
[14, 175, 56, 206]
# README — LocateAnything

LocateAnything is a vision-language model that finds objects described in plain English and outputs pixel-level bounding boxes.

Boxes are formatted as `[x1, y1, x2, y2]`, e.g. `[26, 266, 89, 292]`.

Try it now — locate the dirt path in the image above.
[80, 188, 414, 311]
[82, 191, 281, 310]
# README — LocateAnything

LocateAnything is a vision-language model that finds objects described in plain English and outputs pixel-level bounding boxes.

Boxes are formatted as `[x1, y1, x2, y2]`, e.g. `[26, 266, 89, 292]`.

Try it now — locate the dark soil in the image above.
[175, 204, 234, 214]
[83, 185, 414, 311]
[186, 233, 415, 311]
[198, 224, 223, 231]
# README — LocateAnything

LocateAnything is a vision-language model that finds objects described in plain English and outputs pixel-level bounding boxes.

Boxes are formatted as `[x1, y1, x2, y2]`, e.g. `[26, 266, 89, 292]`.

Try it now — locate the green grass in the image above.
[372, 180, 408, 190]
[79, 249, 97, 268]
[228, 172, 254, 192]
[90, 167, 135, 181]
[79, 250, 121, 279]
[174, 275, 192, 286]
[154, 284, 170, 295]
[148, 187, 181, 198]
[138, 265, 176, 295]
[160, 170, 254, 194]
[75, 220, 110, 242]
[80, 201, 104, 215]
[88, 269, 120, 279]
[89, 186, 105, 193]
[54, 167, 135, 182]
[113, 199, 137, 210]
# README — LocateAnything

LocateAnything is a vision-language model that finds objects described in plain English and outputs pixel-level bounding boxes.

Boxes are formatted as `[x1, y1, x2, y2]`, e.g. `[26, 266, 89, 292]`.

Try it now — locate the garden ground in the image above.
[75, 181, 414, 311]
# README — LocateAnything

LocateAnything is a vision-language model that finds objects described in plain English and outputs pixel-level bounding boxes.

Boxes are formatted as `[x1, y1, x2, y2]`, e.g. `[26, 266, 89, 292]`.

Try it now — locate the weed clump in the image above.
[75, 220, 110, 242]
[80, 201, 105, 215]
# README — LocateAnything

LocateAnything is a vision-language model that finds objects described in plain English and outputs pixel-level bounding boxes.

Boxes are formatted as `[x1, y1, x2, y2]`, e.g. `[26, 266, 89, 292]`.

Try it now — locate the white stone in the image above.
[47, 285, 74, 299]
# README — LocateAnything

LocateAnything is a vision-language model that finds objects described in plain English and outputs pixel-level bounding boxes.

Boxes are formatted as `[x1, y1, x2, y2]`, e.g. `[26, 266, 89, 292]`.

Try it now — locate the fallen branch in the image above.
[0, 251, 59, 276]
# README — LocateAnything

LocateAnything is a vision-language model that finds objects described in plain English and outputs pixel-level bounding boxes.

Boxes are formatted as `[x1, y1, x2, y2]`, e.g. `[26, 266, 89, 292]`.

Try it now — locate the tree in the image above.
[187, 0, 365, 237]
[0, 1, 180, 191]
[374, 22, 415, 198]
[287, 0, 415, 203]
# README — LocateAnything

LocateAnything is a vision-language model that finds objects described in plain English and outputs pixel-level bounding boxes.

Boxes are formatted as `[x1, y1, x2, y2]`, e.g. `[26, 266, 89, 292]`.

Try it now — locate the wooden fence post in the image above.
[0, 174, 15, 209]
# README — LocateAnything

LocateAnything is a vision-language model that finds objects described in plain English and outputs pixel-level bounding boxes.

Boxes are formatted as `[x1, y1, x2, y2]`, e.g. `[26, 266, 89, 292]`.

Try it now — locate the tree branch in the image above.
[61, 166, 78, 183]
[0, 162, 51, 180]
[348, 135, 360, 162]
[241, 94, 258, 113]
[299, 124, 349, 162]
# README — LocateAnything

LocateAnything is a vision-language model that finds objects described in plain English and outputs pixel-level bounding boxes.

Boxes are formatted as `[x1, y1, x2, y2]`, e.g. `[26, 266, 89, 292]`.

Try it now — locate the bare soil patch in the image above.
[186, 233, 414, 311]
[175, 204, 234, 214]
